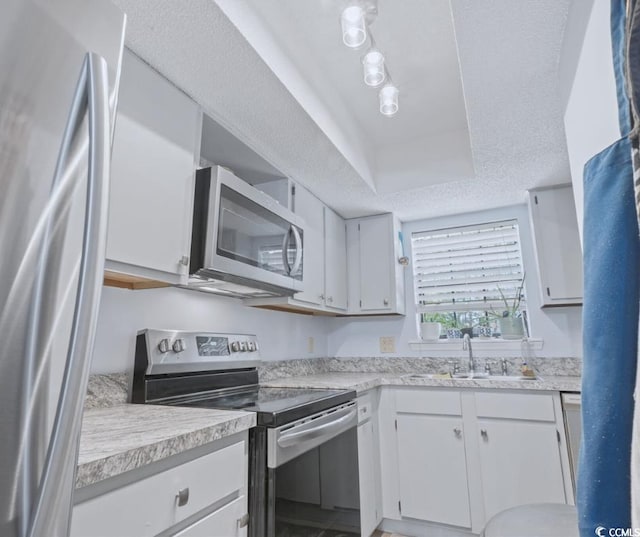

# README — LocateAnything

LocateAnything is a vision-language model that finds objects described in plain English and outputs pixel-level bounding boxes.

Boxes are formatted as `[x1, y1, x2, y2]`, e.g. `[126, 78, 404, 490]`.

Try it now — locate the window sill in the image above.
[408, 338, 544, 352]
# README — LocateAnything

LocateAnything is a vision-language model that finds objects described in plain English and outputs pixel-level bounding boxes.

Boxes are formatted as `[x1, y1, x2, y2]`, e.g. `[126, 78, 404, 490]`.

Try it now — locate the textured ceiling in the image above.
[111, 0, 572, 221]
[223, 0, 475, 193]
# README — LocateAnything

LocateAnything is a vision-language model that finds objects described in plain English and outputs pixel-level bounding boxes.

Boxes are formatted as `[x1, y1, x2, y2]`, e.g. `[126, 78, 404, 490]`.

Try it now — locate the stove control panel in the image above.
[138, 329, 260, 375]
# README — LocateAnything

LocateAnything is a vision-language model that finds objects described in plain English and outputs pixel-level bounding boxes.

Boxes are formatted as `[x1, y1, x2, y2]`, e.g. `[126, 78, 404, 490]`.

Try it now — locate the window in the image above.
[411, 220, 527, 339]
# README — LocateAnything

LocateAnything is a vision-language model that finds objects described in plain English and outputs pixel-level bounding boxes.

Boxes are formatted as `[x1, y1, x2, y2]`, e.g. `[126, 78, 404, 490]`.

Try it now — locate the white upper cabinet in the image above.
[292, 184, 325, 307]
[245, 183, 347, 314]
[528, 185, 583, 306]
[324, 206, 348, 311]
[347, 213, 406, 315]
[105, 50, 201, 285]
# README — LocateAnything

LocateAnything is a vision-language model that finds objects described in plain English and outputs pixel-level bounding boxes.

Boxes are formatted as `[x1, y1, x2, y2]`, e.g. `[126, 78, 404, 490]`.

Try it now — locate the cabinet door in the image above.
[106, 50, 200, 284]
[529, 185, 583, 305]
[358, 215, 393, 312]
[324, 207, 347, 311]
[293, 185, 325, 306]
[396, 414, 471, 527]
[358, 420, 379, 537]
[173, 496, 247, 537]
[477, 419, 566, 522]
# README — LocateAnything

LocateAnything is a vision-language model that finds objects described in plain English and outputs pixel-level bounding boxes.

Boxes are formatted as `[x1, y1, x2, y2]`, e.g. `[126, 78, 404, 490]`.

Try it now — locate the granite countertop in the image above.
[261, 372, 582, 394]
[76, 405, 256, 489]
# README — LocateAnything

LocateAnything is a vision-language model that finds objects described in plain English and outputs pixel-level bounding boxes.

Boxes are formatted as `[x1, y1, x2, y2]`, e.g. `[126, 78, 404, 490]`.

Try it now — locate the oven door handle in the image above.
[277, 407, 357, 448]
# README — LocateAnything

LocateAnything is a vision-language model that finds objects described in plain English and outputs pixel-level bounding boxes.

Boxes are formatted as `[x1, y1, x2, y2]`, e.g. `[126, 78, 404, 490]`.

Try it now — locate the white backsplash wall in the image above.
[328, 204, 583, 360]
[91, 286, 329, 373]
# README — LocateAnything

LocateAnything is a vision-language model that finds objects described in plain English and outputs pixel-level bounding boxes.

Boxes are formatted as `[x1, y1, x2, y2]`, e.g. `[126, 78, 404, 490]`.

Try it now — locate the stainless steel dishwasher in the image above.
[561, 393, 582, 494]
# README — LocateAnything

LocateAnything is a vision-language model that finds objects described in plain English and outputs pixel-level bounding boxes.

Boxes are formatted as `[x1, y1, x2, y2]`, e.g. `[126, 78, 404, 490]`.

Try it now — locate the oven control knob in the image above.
[231, 341, 240, 353]
[239, 341, 247, 352]
[158, 339, 170, 354]
[247, 341, 255, 352]
[172, 338, 185, 353]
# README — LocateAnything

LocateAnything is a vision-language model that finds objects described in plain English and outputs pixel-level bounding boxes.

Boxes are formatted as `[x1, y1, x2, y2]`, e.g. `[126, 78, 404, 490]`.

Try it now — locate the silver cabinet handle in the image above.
[176, 487, 190, 507]
[454, 427, 462, 438]
[290, 225, 303, 276]
[237, 513, 249, 529]
[481, 429, 489, 440]
[28, 53, 111, 537]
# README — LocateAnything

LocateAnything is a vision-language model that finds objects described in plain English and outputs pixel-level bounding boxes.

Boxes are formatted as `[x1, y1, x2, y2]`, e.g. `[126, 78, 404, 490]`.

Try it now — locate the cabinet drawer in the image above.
[71, 441, 246, 537]
[357, 392, 373, 424]
[474, 392, 555, 422]
[395, 388, 461, 416]
[172, 495, 247, 537]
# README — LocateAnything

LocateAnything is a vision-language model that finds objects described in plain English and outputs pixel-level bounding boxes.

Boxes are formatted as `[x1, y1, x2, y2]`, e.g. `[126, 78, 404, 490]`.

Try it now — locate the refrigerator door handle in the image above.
[27, 52, 111, 537]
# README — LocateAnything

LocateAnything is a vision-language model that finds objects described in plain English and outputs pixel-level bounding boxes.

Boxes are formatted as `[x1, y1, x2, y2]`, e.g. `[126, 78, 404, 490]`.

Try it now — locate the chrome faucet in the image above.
[462, 334, 476, 376]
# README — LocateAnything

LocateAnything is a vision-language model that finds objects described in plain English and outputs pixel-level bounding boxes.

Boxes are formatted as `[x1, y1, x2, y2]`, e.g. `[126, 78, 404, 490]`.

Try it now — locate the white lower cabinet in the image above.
[476, 419, 566, 522]
[357, 390, 383, 536]
[173, 496, 247, 537]
[384, 388, 570, 534]
[397, 414, 471, 527]
[71, 435, 248, 537]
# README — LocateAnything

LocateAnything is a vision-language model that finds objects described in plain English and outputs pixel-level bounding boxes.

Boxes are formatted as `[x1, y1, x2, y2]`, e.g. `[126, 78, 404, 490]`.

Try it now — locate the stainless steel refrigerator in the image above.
[0, 1, 126, 536]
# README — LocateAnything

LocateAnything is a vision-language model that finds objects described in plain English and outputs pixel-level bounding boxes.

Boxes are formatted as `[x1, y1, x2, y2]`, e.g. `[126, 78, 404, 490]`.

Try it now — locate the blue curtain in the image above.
[577, 1, 640, 535]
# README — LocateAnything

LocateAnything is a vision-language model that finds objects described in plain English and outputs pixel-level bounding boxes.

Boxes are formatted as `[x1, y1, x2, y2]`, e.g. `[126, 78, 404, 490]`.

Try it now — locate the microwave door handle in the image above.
[281, 227, 292, 275]
[290, 225, 302, 276]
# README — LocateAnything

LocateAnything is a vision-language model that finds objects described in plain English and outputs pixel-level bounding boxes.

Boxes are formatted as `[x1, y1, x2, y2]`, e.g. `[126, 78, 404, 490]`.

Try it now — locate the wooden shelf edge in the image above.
[104, 271, 170, 290]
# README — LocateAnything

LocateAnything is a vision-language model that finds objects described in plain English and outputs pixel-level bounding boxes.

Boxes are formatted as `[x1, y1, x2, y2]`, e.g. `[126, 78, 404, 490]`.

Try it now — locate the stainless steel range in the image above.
[132, 329, 361, 537]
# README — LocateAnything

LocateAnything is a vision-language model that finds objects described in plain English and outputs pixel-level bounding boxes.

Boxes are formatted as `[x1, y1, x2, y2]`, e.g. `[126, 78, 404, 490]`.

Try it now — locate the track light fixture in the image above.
[339, 1, 398, 116]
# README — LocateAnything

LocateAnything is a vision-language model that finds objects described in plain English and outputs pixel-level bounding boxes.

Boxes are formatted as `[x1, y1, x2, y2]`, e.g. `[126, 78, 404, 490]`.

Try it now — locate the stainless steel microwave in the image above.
[188, 166, 304, 298]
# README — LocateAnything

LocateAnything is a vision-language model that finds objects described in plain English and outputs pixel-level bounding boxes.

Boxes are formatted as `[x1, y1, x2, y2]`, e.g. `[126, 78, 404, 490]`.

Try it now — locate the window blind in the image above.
[411, 220, 525, 313]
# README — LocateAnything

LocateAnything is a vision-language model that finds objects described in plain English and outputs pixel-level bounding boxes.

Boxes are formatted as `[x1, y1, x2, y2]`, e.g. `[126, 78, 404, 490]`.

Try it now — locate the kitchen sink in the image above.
[406, 373, 539, 381]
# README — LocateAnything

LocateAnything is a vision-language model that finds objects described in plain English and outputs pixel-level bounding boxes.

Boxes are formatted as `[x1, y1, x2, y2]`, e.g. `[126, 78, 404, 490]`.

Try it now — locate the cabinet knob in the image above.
[179, 255, 189, 266]
[237, 513, 249, 528]
[320, 293, 325, 300]
[176, 487, 190, 507]
[453, 427, 462, 438]
[481, 429, 489, 440]
[383, 298, 389, 306]
[327, 296, 333, 303]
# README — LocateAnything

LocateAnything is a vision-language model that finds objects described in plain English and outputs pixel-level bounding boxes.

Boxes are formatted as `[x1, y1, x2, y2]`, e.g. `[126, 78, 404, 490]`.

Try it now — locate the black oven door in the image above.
[249, 403, 361, 537]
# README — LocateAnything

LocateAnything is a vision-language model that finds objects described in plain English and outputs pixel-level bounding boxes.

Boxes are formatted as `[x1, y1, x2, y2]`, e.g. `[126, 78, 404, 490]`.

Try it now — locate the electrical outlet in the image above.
[380, 336, 395, 353]
[307, 336, 315, 353]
